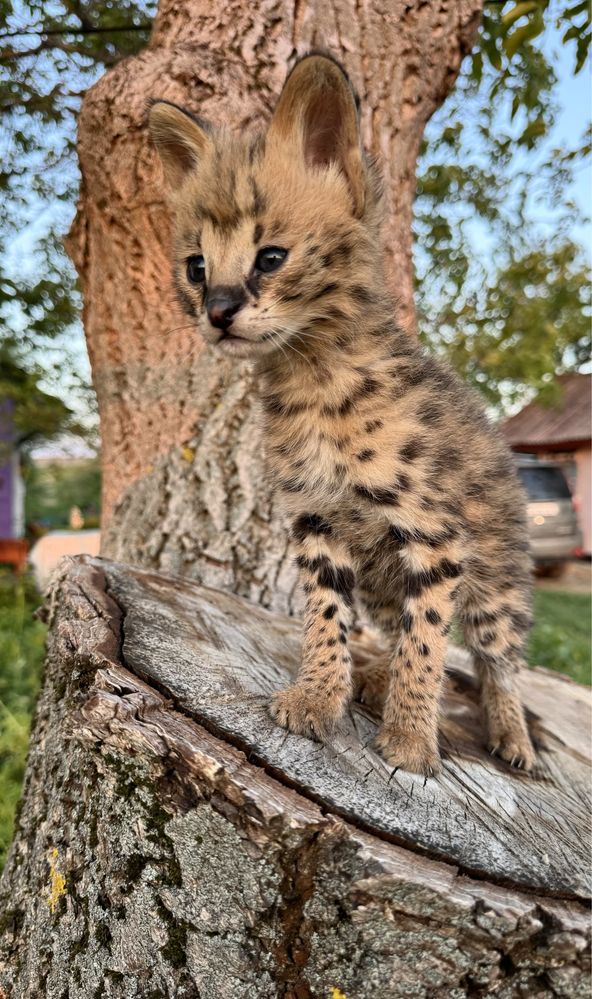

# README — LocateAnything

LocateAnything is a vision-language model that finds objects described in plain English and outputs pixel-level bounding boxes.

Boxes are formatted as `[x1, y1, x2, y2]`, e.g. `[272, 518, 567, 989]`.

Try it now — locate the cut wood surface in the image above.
[103, 555, 590, 899]
[0, 554, 589, 999]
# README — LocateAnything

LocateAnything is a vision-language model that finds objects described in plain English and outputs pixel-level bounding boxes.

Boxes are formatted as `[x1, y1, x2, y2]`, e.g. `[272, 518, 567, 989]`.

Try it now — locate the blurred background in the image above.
[0, 0, 590, 867]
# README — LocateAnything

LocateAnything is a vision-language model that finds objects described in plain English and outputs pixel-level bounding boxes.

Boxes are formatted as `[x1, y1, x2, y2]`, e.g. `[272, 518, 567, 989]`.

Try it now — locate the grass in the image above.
[0, 573, 588, 873]
[0, 572, 46, 870]
[529, 589, 591, 685]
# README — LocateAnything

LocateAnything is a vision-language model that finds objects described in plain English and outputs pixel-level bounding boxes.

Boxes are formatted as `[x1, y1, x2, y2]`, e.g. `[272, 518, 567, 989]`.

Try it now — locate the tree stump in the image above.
[0, 555, 590, 998]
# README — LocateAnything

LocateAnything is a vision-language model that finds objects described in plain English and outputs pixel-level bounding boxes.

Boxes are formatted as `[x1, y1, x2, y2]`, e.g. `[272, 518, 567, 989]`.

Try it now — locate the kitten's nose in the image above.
[206, 287, 245, 332]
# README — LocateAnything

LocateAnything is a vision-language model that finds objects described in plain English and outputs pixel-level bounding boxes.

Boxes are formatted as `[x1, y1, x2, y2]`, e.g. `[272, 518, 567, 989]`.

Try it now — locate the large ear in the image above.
[267, 54, 365, 217]
[148, 100, 212, 189]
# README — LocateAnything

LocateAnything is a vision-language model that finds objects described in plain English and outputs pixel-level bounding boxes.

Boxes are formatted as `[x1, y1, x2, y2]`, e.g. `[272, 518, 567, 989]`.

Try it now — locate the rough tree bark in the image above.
[66, 0, 482, 610]
[0, 556, 589, 998]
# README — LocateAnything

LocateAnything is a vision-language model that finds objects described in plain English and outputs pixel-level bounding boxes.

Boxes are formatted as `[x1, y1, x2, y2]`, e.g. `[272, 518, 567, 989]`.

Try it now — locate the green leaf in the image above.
[511, 93, 521, 119]
[501, 1, 541, 30]
[519, 118, 548, 144]
[471, 48, 484, 82]
[483, 35, 503, 70]
[560, 1, 591, 23]
[562, 24, 583, 42]
[504, 9, 545, 58]
[575, 28, 591, 72]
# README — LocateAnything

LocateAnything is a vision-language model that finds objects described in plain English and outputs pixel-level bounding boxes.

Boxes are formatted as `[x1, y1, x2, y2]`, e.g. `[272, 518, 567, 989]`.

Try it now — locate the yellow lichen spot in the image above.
[330, 990, 348, 999]
[146, 463, 154, 474]
[48, 848, 67, 914]
[180, 446, 195, 463]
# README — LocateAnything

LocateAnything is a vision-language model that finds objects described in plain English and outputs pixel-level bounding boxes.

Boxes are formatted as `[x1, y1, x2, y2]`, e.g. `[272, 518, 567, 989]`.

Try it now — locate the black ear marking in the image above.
[145, 97, 213, 134]
[286, 50, 361, 115]
[148, 100, 213, 188]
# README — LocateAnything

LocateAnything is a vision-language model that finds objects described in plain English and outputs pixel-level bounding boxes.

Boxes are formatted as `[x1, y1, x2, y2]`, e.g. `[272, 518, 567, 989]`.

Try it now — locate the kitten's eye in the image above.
[254, 247, 288, 274]
[187, 255, 205, 284]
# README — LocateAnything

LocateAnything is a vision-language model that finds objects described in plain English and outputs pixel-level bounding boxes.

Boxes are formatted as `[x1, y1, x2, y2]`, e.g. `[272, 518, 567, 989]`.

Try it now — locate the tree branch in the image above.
[0, 23, 151, 63]
[0, 23, 152, 41]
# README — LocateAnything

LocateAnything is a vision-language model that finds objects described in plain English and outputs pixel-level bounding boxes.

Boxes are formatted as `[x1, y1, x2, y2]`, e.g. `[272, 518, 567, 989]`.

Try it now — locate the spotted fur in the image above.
[149, 54, 536, 776]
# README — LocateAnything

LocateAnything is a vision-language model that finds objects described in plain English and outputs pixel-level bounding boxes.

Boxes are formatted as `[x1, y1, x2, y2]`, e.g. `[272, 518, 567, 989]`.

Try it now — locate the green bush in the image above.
[0, 573, 46, 869]
[24, 456, 101, 532]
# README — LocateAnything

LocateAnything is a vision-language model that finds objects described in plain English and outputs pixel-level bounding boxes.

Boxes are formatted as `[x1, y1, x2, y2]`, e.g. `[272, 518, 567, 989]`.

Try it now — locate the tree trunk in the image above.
[66, 1, 481, 610]
[1, 556, 589, 998]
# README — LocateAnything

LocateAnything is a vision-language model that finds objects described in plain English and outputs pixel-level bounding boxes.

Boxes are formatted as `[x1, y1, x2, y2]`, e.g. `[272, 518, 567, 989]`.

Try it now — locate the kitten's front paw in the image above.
[270, 685, 344, 741]
[375, 725, 442, 777]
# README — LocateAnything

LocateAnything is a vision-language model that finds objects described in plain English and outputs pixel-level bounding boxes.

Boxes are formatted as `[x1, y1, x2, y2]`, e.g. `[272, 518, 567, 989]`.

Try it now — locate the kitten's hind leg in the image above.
[475, 656, 535, 770]
[351, 655, 390, 714]
[461, 598, 535, 771]
[351, 595, 403, 714]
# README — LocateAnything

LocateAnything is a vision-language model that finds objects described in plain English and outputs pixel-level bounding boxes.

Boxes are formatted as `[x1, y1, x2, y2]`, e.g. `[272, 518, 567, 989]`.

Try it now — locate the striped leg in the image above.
[375, 541, 463, 776]
[462, 591, 535, 770]
[352, 590, 403, 713]
[270, 513, 355, 740]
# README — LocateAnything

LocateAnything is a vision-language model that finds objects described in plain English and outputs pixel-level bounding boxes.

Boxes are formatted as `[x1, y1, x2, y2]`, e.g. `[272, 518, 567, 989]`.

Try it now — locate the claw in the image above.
[270, 686, 344, 742]
[487, 733, 535, 773]
[376, 728, 442, 777]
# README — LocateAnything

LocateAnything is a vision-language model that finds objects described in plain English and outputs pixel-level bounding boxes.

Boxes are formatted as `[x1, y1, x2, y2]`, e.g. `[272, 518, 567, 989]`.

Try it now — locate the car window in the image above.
[518, 466, 571, 500]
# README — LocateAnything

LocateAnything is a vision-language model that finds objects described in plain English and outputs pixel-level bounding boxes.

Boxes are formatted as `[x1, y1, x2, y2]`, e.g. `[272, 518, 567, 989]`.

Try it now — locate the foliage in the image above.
[0, 343, 77, 447]
[419, 239, 591, 407]
[482, 0, 591, 76]
[415, 0, 591, 409]
[0, 0, 156, 438]
[0, 571, 45, 870]
[0, 0, 154, 224]
[24, 455, 101, 529]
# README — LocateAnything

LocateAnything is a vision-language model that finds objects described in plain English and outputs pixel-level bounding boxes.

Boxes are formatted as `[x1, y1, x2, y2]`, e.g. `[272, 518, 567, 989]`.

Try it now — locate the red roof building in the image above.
[503, 374, 591, 555]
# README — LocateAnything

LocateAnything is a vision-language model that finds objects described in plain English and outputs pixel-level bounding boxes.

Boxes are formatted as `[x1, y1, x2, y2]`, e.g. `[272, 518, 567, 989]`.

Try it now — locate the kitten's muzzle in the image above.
[206, 285, 246, 333]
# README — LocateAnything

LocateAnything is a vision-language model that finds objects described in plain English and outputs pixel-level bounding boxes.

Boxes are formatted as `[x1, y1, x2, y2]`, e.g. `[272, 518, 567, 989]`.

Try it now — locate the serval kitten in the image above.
[149, 53, 536, 776]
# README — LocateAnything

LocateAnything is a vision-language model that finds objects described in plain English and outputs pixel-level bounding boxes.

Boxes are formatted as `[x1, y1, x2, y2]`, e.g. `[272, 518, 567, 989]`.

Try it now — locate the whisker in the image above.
[165, 323, 198, 336]
[266, 329, 290, 363]
[272, 331, 299, 367]
[293, 330, 326, 346]
[279, 333, 315, 370]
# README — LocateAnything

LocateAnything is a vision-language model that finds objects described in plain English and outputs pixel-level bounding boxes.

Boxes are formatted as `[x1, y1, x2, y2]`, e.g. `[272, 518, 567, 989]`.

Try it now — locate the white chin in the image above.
[215, 337, 271, 358]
